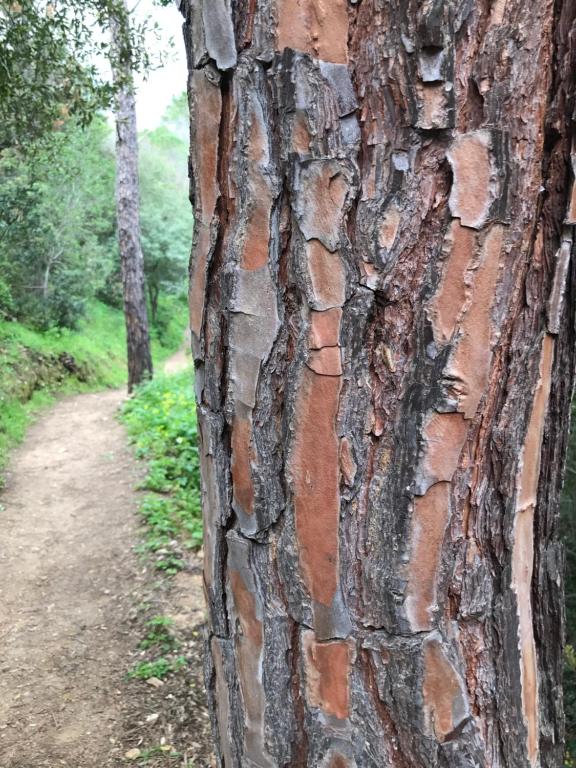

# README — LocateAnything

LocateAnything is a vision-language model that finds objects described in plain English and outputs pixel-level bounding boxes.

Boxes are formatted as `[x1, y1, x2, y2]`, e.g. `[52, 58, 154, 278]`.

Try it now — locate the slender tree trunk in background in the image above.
[111, 2, 152, 393]
[149, 283, 159, 325]
[183, 1, 576, 765]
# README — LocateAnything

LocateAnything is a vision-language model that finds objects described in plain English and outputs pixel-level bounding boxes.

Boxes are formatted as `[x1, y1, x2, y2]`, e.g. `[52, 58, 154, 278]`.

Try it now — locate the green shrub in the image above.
[139, 617, 179, 652]
[0, 278, 14, 318]
[128, 656, 186, 681]
[121, 370, 202, 572]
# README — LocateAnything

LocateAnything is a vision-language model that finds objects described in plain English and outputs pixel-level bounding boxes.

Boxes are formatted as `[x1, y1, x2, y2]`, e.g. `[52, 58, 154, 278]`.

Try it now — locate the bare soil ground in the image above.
[0, 354, 211, 768]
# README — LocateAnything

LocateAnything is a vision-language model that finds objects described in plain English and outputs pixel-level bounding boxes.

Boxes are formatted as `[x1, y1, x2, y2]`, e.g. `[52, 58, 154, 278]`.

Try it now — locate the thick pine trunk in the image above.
[182, 1, 576, 765]
[111, 4, 153, 393]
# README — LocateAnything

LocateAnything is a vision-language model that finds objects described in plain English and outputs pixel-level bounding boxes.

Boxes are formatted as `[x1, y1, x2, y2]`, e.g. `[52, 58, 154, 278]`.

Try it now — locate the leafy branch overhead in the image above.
[0, 0, 167, 149]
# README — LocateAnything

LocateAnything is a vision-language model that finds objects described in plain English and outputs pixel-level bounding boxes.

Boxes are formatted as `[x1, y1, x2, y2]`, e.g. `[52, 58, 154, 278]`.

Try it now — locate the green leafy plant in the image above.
[139, 617, 179, 652]
[129, 655, 187, 681]
[129, 658, 171, 680]
[0, 0, 162, 150]
[121, 370, 203, 574]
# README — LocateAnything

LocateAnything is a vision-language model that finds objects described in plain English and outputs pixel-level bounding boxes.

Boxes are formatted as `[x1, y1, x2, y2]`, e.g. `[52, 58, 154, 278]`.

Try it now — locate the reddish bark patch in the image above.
[329, 755, 352, 768]
[240, 0, 258, 47]
[416, 83, 450, 130]
[293, 110, 311, 155]
[230, 569, 262, 647]
[516, 334, 555, 510]
[309, 308, 342, 349]
[429, 222, 476, 344]
[512, 507, 539, 765]
[242, 180, 272, 269]
[189, 230, 209, 340]
[378, 205, 401, 250]
[423, 636, 469, 742]
[405, 482, 450, 631]
[567, 180, 576, 224]
[308, 347, 343, 376]
[191, 71, 222, 225]
[447, 132, 493, 229]
[307, 240, 346, 309]
[489, 0, 507, 26]
[189, 72, 222, 342]
[447, 225, 503, 418]
[291, 368, 341, 606]
[512, 334, 555, 765]
[231, 414, 255, 516]
[359, 260, 380, 290]
[420, 412, 469, 490]
[277, 0, 349, 64]
[303, 631, 351, 720]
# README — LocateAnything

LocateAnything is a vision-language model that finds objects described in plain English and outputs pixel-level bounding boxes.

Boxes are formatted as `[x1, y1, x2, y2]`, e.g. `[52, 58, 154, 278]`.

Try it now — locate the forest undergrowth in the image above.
[120, 369, 212, 766]
[121, 370, 202, 572]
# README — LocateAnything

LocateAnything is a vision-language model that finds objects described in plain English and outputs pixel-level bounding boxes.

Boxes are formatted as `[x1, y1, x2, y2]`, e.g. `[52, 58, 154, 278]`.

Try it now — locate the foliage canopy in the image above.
[0, 0, 153, 148]
[0, 92, 191, 331]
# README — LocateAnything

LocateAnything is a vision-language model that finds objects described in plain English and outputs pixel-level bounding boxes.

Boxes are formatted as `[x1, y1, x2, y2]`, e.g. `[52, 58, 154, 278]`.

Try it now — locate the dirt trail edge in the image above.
[0, 352, 209, 768]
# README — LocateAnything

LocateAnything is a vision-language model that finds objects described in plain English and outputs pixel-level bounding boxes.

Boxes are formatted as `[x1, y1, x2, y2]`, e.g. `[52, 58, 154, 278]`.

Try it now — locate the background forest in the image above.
[0, 92, 192, 471]
[0, 92, 190, 333]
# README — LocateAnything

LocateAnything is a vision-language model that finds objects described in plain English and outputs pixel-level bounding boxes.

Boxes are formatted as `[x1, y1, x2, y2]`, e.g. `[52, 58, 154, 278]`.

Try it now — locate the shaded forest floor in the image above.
[0, 352, 212, 767]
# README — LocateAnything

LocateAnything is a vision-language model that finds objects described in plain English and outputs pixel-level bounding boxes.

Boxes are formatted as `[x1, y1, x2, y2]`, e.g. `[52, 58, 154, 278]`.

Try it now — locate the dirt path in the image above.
[0, 354, 208, 768]
[162, 331, 191, 377]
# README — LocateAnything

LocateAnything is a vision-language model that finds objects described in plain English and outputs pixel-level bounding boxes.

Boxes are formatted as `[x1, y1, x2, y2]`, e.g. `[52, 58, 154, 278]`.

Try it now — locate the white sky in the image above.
[133, 0, 187, 130]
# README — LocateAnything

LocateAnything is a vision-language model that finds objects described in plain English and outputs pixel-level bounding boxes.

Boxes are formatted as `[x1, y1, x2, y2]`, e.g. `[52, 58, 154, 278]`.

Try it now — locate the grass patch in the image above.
[139, 616, 179, 652]
[128, 655, 187, 681]
[121, 370, 202, 574]
[0, 297, 188, 481]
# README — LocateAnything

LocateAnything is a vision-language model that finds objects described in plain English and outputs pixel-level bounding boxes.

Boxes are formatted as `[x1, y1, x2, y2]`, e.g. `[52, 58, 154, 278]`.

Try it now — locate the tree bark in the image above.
[182, 1, 576, 766]
[148, 282, 159, 325]
[111, 3, 153, 393]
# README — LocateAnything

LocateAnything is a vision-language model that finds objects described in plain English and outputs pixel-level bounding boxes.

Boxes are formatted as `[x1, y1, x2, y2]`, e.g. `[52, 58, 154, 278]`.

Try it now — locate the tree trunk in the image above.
[182, 1, 576, 766]
[149, 282, 159, 325]
[111, 3, 153, 393]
